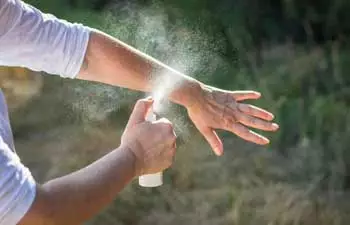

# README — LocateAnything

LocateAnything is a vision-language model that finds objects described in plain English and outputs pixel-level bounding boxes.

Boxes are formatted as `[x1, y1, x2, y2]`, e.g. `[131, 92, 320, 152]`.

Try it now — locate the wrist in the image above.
[169, 78, 203, 108]
[119, 142, 144, 177]
[118, 144, 139, 178]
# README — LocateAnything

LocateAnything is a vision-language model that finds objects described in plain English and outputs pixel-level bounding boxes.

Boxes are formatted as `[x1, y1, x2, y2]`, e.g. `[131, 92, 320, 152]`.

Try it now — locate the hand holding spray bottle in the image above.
[138, 74, 181, 187]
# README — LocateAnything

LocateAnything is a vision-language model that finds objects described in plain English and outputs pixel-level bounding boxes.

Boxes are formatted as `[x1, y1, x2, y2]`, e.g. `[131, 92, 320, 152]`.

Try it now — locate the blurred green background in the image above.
[2, 0, 350, 224]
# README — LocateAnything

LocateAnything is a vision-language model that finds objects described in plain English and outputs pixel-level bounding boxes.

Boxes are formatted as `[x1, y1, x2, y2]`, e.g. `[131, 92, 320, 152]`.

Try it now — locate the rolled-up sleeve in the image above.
[0, 136, 36, 225]
[0, 0, 90, 78]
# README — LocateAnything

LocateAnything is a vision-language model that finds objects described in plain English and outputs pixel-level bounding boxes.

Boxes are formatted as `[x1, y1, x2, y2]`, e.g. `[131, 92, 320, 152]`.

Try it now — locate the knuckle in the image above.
[237, 103, 243, 111]
[135, 99, 145, 107]
[245, 105, 253, 114]
[231, 112, 239, 123]
[171, 135, 177, 143]
[248, 116, 256, 125]
[259, 120, 267, 129]
[167, 145, 176, 154]
[165, 161, 172, 169]
[169, 159, 174, 166]
[235, 124, 248, 135]
[171, 146, 176, 154]
[233, 111, 242, 121]
[228, 99, 238, 110]
[166, 122, 174, 131]
[224, 115, 237, 128]
[223, 117, 231, 128]
[242, 128, 251, 136]
[167, 154, 175, 166]
[162, 122, 174, 133]
[136, 99, 144, 104]
[266, 122, 273, 129]
[158, 118, 173, 128]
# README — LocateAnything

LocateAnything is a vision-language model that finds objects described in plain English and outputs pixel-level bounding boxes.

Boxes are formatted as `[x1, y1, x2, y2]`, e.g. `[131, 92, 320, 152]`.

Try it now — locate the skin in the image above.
[78, 29, 279, 156]
[19, 98, 176, 225]
[19, 28, 279, 224]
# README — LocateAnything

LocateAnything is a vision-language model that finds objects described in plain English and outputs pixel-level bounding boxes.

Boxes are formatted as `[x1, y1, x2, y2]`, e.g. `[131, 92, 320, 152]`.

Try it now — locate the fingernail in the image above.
[263, 138, 270, 145]
[259, 135, 270, 144]
[254, 92, 261, 98]
[145, 96, 154, 102]
[272, 123, 279, 130]
[214, 148, 223, 156]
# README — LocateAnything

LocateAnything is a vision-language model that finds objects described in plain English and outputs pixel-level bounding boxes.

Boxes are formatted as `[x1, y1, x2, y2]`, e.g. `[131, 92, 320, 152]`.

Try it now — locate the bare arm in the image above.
[18, 99, 176, 225]
[77, 30, 279, 155]
[18, 147, 135, 225]
[77, 29, 200, 107]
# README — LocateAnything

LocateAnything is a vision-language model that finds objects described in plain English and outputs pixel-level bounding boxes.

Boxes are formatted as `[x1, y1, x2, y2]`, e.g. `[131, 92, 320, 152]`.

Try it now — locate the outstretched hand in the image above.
[187, 85, 279, 156]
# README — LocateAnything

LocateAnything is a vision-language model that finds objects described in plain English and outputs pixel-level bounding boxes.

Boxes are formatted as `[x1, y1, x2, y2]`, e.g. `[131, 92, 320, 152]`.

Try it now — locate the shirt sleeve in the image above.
[0, 0, 91, 78]
[0, 136, 36, 225]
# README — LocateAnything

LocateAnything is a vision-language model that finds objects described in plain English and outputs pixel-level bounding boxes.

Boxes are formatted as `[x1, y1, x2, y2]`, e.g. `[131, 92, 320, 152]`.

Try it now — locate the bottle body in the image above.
[139, 172, 163, 187]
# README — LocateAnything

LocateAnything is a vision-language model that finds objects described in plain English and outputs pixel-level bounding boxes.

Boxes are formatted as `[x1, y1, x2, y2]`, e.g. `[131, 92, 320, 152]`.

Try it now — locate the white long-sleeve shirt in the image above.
[0, 0, 90, 223]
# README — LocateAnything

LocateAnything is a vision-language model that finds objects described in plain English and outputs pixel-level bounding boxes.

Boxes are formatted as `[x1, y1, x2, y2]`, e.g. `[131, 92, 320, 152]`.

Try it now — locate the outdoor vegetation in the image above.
[2, 0, 350, 224]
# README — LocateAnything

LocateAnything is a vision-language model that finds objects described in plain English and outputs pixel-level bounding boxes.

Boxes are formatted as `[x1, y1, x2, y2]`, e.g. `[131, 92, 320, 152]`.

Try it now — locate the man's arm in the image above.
[78, 30, 279, 155]
[19, 147, 135, 225]
[19, 98, 177, 225]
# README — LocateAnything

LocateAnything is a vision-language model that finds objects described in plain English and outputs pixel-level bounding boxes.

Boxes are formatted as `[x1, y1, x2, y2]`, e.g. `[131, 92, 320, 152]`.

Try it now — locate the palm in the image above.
[187, 86, 279, 156]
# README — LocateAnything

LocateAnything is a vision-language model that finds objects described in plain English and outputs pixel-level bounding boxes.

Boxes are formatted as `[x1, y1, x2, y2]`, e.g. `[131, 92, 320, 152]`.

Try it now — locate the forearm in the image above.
[77, 29, 202, 107]
[19, 147, 136, 225]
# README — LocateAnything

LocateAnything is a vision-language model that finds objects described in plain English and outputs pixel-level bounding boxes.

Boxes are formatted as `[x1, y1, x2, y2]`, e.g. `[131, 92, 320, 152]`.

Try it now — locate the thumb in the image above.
[197, 126, 223, 156]
[126, 97, 153, 129]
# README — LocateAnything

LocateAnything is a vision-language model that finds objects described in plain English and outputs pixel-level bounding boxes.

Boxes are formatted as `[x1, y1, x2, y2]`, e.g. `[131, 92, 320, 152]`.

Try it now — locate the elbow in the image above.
[18, 184, 58, 225]
[19, 184, 79, 225]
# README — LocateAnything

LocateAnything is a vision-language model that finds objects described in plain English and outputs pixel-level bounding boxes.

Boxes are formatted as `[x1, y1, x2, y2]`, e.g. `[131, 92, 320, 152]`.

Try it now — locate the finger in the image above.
[230, 123, 270, 145]
[238, 103, 275, 121]
[126, 97, 153, 129]
[167, 132, 177, 146]
[231, 91, 261, 101]
[237, 113, 279, 131]
[167, 148, 176, 167]
[197, 126, 223, 156]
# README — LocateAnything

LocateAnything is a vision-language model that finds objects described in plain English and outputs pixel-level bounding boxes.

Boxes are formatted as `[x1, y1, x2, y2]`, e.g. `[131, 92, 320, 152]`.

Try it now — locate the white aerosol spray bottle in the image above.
[138, 103, 163, 187]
